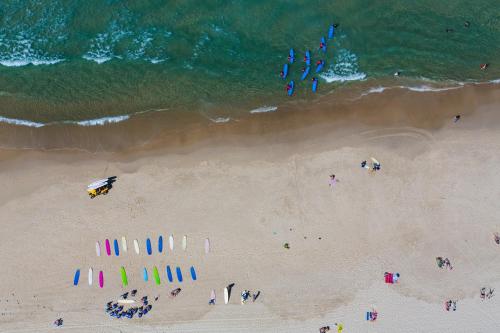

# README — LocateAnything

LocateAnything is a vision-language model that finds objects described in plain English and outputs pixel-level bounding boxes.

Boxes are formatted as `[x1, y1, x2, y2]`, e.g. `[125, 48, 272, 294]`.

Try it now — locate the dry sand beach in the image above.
[1, 84, 500, 332]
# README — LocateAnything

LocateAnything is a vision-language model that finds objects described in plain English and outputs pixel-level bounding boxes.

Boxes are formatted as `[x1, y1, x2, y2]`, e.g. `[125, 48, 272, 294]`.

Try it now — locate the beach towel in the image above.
[384, 272, 394, 284]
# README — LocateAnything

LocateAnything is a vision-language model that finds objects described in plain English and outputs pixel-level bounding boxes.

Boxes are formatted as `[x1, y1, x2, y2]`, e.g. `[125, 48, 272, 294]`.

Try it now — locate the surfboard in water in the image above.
[99, 271, 104, 288]
[121, 236, 127, 252]
[96, 241, 101, 257]
[176, 267, 183, 282]
[120, 266, 128, 287]
[205, 238, 210, 254]
[113, 239, 120, 256]
[190, 266, 197, 281]
[182, 235, 187, 251]
[166, 265, 173, 282]
[73, 269, 80, 286]
[153, 266, 160, 285]
[169, 235, 174, 251]
[143, 267, 148, 282]
[146, 238, 152, 255]
[134, 239, 140, 254]
[224, 287, 229, 304]
[105, 239, 111, 256]
[88, 268, 93, 286]
[158, 235, 163, 253]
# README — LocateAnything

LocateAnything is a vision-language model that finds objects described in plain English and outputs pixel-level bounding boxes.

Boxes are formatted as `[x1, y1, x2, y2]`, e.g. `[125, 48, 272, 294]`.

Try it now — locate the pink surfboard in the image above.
[105, 239, 111, 256]
[99, 271, 104, 288]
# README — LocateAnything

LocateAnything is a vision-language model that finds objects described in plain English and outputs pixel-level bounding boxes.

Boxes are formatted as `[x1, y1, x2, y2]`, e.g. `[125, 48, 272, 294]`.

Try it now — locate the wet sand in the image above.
[1, 84, 500, 332]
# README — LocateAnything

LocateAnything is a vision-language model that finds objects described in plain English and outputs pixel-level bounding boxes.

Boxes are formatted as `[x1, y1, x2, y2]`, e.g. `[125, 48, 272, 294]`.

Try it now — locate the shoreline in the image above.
[1, 80, 499, 153]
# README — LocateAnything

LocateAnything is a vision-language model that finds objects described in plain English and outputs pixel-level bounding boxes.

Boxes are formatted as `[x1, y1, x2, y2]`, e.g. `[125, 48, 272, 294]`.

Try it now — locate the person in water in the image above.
[319, 42, 325, 49]
[280, 70, 284, 78]
[304, 54, 309, 62]
[286, 84, 292, 91]
[316, 60, 323, 66]
[480, 63, 489, 70]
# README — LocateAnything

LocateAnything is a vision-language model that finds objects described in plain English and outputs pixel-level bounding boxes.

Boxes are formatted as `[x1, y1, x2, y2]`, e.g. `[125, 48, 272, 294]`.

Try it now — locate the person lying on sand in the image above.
[170, 288, 181, 297]
[319, 326, 330, 333]
[493, 233, 500, 245]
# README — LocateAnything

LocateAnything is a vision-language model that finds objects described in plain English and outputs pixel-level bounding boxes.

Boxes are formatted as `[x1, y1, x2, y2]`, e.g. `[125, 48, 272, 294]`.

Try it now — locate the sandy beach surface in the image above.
[1, 84, 500, 332]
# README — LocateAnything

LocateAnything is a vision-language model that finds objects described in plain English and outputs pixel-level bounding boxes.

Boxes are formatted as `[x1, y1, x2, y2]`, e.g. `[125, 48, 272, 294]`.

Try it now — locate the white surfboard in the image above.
[182, 235, 187, 251]
[134, 239, 140, 254]
[117, 299, 136, 304]
[371, 157, 380, 165]
[88, 268, 93, 286]
[224, 287, 229, 304]
[169, 235, 174, 251]
[205, 238, 210, 254]
[121, 237, 127, 252]
[95, 241, 101, 257]
[87, 179, 109, 189]
[210, 289, 216, 303]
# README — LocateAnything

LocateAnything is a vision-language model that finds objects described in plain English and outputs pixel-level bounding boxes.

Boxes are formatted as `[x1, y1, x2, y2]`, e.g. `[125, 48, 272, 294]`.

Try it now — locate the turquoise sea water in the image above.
[0, 0, 498, 125]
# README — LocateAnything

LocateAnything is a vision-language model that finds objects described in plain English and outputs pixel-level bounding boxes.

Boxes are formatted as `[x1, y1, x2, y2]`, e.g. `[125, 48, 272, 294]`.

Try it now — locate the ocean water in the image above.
[0, 0, 498, 125]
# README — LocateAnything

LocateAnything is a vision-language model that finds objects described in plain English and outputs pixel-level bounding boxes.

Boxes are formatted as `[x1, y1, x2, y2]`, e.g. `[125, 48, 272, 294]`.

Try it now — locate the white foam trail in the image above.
[0, 58, 64, 67]
[74, 115, 130, 126]
[250, 106, 278, 114]
[82, 55, 112, 64]
[0, 116, 45, 128]
[210, 117, 231, 123]
[320, 48, 366, 83]
[321, 71, 366, 83]
[404, 85, 463, 92]
[490, 79, 500, 84]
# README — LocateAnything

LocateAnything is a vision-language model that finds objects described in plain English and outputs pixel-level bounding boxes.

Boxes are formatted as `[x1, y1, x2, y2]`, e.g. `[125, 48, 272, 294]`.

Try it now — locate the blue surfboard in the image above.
[320, 37, 327, 52]
[316, 60, 325, 73]
[328, 25, 335, 39]
[143, 267, 148, 281]
[301, 66, 310, 80]
[288, 48, 294, 64]
[146, 238, 152, 255]
[312, 78, 318, 92]
[176, 267, 183, 282]
[158, 235, 163, 253]
[304, 50, 311, 66]
[282, 63, 288, 79]
[287, 80, 294, 96]
[166, 265, 173, 282]
[190, 266, 197, 281]
[73, 269, 80, 286]
[113, 239, 119, 256]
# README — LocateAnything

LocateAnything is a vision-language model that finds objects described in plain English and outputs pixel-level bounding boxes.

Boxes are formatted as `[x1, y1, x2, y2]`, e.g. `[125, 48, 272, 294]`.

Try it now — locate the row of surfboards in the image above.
[73, 265, 197, 287]
[95, 236, 210, 257]
[282, 24, 337, 96]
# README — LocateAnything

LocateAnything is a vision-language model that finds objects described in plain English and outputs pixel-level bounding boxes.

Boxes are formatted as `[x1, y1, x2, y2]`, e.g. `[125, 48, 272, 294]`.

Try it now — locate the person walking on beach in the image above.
[329, 175, 338, 187]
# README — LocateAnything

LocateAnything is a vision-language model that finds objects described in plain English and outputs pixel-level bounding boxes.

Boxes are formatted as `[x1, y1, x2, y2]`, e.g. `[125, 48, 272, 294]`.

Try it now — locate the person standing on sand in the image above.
[329, 175, 338, 187]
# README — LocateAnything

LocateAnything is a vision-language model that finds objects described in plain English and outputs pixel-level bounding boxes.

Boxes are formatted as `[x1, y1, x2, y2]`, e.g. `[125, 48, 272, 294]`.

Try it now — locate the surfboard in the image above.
[146, 238, 152, 255]
[143, 267, 148, 282]
[99, 271, 104, 288]
[158, 235, 163, 253]
[301, 66, 310, 80]
[176, 267, 183, 282]
[312, 78, 318, 92]
[153, 266, 160, 285]
[118, 299, 135, 304]
[328, 25, 335, 39]
[224, 287, 229, 304]
[87, 179, 109, 189]
[169, 235, 174, 251]
[371, 157, 380, 165]
[287, 80, 294, 96]
[288, 48, 294, 64]
[282, 63, 288, 79]
[315, 60, 324, 73]
[205, 238, 210, 254]
[105, 239, 111, 256]
[182, 235, 187, 251]
[73, 269, 80, 286]
[133, 239, 140, 254]
[190, 266, 197, 281]
[88, 268, 93, 286]
[96, 241, 101, 257]
[166, 265, 173, 282]
[304, 50, 311, 66]
[121, 236, 127, 252]
[320, 36, 327, 52]
[120, 266, 128, 287]
[210, 289, 216, 304]
[113, 239, 120, 256]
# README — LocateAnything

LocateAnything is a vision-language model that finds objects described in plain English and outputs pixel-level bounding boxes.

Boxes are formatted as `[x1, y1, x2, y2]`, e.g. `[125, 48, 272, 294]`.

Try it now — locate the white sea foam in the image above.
[250, 106, 278, 114]
[74, 115, 130, 126]
[0, 58, 64, 67]
[0, 116, 45, 128]
[320, 49, 366, 83]
[405, 85, 463, 92]
[210, 117, 231, 123]
[490, 78, 500, 84]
